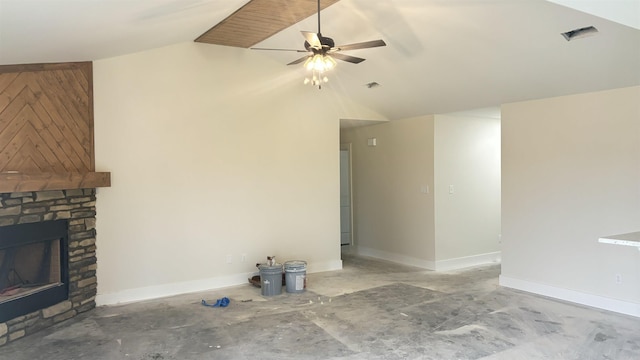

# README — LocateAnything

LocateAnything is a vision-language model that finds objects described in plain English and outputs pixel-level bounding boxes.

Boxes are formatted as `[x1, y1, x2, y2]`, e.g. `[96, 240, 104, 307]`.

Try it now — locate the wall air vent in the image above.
[561, 26, 598, 41]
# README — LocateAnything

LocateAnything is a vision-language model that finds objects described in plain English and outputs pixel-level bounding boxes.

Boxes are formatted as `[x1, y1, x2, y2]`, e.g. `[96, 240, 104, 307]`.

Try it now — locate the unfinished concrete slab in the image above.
[0, 255, 638, 359]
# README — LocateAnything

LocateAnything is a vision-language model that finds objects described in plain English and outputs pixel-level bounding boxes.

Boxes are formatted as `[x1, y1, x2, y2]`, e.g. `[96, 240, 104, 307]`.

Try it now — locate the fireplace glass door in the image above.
[0, 220, 69, 322]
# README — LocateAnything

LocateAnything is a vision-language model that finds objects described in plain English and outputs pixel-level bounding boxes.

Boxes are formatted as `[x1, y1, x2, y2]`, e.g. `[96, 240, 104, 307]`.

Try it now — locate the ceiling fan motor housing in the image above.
[304, 34, 335, 51]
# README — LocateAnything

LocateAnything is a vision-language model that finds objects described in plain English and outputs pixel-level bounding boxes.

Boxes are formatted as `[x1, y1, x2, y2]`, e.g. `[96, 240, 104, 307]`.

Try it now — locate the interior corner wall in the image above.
[92, 41, 384, 305]
[340, 116, 436, 268]
[433, 113, 501, 269]
[500, 86, 640, 316]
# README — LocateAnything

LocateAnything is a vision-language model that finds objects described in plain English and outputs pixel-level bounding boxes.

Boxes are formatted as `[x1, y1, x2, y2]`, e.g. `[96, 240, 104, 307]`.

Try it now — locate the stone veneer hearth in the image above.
[0, 189, 98, 346]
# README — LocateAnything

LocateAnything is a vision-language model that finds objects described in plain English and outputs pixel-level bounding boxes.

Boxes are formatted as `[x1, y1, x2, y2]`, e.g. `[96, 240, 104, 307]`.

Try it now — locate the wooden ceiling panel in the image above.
[195, 0, 341, 48]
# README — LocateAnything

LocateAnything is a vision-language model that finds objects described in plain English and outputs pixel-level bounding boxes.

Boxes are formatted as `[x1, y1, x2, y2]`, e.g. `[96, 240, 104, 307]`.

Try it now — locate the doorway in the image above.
[339, 144, 353, 246]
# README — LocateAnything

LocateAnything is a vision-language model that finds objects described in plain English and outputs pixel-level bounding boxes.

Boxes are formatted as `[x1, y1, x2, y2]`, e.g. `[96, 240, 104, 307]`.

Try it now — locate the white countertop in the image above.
[598, 231, 640, 247]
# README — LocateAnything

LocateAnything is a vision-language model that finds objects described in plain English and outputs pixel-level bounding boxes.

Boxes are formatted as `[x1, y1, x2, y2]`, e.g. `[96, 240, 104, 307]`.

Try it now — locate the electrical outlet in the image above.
[241, 253, 247, 262]
[615, 273, 622, 285]
[226, 254, 233, 264]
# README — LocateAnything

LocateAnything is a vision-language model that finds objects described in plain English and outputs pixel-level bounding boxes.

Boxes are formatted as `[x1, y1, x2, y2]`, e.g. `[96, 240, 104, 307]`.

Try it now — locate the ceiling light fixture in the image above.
[303, 53, 336, 88]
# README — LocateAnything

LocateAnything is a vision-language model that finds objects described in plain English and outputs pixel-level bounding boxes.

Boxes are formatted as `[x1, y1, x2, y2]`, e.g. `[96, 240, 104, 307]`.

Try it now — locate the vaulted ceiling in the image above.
[1, 0, 638, 120]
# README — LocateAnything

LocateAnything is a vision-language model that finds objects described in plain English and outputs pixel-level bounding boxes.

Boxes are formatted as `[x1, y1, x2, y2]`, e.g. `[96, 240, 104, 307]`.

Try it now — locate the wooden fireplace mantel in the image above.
[0, 172, 111, 193]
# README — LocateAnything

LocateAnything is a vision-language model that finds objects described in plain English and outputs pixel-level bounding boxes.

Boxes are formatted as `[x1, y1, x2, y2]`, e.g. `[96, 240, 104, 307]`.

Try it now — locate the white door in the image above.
[340, 144, 353, 246]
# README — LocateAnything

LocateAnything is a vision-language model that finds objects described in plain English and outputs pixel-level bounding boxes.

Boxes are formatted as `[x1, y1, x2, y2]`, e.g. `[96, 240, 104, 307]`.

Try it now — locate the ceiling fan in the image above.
[251, 0, 386, 88]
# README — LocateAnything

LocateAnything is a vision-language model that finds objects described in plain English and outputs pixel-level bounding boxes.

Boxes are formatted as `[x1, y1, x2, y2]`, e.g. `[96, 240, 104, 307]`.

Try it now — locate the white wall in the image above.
[92, 42, 385, 305]
[434, 112, 502, 268]
[340, 116, 437, 268]
[500, 86, 640, 316]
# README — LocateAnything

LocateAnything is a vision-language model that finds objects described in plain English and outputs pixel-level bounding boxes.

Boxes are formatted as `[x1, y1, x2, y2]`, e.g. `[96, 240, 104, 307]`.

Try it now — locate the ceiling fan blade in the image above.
[251, 47, 308, 52]
[287, 55, 312, 65]
[331, 52, 366, 64]
[302, 31, 321, 48]
[332, 39, 387, 52]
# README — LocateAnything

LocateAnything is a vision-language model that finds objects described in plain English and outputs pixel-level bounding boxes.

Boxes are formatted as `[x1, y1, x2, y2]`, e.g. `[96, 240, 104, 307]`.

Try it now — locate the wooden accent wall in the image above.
[0, 62, 94, 173]
[0, 62, 110, 192]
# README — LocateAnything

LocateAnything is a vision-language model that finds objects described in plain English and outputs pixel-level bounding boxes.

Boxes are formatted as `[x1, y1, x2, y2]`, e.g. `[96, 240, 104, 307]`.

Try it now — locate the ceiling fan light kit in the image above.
[304, 54, 336, 72]
[303, 54, 336, 87]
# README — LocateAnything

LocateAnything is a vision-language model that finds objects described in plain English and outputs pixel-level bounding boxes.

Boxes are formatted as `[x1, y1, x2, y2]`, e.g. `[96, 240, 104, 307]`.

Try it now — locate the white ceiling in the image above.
[1, 0, 638, 121]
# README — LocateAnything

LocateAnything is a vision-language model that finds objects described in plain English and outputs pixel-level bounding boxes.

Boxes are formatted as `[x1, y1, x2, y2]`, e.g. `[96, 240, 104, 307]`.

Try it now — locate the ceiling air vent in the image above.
[561, 26, 598, 41]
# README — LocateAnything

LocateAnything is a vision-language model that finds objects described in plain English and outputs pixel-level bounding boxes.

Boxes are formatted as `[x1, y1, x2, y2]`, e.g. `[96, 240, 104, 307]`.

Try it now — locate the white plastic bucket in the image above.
[284, 260, 307, 293]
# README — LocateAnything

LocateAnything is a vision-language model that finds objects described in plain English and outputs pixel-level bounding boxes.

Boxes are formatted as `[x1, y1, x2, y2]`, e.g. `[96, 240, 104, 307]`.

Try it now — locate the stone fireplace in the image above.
[0, 189, 98, 346]
[0, 62, 111, 346]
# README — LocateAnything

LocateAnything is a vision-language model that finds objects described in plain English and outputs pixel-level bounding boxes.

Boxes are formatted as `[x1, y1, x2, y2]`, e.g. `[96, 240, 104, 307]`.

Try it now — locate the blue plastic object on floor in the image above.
[201, 297, 230, 308]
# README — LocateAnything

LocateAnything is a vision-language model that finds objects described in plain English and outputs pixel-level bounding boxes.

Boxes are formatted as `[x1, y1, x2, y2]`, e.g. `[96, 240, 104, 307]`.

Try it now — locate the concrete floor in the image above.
[1, 255, 639, 360]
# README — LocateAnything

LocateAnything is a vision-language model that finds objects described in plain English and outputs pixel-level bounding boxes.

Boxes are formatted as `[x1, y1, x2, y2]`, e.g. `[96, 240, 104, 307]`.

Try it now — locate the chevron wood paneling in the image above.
[0, 62, 94, 174]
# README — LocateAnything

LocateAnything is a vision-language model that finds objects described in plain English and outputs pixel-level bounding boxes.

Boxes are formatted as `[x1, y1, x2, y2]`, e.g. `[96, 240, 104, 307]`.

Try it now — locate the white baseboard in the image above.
[499, 275, 640, 318]
[356, 247, 501, 272]
[308, 259, 343, 273]
[435, 252, 501, 271]
[356, 246, 436, 270]
[96, 260, 343, 306]
[95, 273, 251, 306]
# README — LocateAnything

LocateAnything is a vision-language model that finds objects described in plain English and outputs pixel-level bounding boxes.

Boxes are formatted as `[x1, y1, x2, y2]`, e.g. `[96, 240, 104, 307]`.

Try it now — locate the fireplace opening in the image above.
[0, 220, 69, 323]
